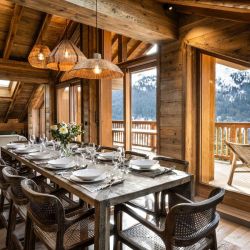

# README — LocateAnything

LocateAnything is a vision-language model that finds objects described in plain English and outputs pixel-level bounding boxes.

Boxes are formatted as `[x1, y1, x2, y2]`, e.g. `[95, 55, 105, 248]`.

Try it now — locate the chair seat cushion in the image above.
[121, 223, 211, 250]
[34, 215, 95, 249]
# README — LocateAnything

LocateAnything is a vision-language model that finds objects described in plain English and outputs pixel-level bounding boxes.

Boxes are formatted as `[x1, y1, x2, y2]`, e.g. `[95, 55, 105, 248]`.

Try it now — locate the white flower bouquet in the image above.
[50, 122, 83, 148]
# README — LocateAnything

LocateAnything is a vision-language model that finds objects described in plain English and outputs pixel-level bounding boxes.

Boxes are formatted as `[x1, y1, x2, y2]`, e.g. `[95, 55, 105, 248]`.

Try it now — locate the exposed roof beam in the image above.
[0, 97, 12, 102]
[140, 43, 154, 56]
[4, 82, 22, 122]
[3, 4, 23, 59]
[12, 0, 177, 42]
[34, 13, 52, 45]
[112, 34, 119, 45]
[19, 85, 38, 122]
[127, 41, 143, 60]
[0, 59, 50, 83]
[158, 0, 250, 22]
[112, 37, 131, 62]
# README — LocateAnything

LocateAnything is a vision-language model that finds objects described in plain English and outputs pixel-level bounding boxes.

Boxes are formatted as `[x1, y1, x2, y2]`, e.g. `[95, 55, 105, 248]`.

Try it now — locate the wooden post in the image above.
[99, 30, 113, 146]
[124, 70, 131, 150]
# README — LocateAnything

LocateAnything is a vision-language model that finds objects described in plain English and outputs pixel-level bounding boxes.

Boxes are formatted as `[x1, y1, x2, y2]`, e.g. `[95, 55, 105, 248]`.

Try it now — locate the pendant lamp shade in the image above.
[28, 44, 51, 69]
[47, 39, 87, 71]
[65, 53, 124, 80]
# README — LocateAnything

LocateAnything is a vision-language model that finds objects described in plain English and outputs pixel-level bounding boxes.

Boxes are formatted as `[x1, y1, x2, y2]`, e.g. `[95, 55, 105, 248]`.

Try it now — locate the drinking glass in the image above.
[29, 135, 35, 146]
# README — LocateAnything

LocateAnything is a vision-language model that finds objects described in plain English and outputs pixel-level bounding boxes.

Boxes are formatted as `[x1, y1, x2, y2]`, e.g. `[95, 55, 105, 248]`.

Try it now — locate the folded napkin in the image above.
[130, 166, 174, 178]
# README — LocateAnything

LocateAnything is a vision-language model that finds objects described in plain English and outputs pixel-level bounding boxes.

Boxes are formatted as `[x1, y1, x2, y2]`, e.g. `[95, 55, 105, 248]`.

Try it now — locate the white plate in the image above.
[98, 152, 116, 160]
[6, 143, 25, 149]
[15, 147, 39, 154]
[73, 169, 105, 180]
[130, 164, 160, 171]
[28, 152, 52, 160]
[48, 157, 72, 168]
[70, 174, 106, 183]
[45, 163, 74, 170]
[130, 159, 158, 169]
[75, 148, 86, 153]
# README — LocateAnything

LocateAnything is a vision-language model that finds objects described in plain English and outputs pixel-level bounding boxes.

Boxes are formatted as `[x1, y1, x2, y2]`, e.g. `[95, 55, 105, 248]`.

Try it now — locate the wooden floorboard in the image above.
[1, 217, 250, 249]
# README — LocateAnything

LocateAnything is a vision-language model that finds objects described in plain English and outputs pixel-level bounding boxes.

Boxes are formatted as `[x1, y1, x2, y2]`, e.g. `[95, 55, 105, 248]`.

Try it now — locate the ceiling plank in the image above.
[112, 34, 119, 45]
[3, 4, 23, 59]
[4, 82, 22, 122]
[127, 41, 143, 60]
[0, 59, 50, 83]
[158, 0, 250, 22]
[34, 13, 53, 45]
[19, 85, 38, 122]
[12, 0, 177, 42]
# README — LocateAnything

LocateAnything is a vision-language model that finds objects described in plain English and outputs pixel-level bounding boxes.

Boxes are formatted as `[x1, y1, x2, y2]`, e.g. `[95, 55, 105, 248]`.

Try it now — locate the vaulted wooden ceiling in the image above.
[0, 0, 152, 123]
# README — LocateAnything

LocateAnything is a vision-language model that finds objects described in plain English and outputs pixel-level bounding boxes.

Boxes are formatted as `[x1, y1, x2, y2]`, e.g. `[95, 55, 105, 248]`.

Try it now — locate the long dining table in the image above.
[1, 146, 193, 250]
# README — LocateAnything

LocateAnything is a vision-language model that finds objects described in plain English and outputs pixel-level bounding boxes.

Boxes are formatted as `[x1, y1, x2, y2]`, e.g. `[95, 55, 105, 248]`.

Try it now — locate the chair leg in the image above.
[24, 216, 32, 250]
[0, 192, 5, 229]
[114, 205, 122, 250]
[6, 200, 14, 247]
[210, 231, 218, 250]
[227, 154, 237, 185]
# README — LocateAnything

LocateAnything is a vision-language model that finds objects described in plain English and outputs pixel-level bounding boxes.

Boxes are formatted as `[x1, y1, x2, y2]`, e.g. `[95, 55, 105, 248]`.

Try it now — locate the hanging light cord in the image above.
[96, 0, 98, 53]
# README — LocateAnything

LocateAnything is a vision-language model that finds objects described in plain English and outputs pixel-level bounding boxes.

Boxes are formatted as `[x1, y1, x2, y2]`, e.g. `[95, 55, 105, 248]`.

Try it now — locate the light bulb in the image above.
[37, 52, 45, 61]
[77, 86, 81, 92]
[64, 50, 69, 58]
[93, 64, 102, 74]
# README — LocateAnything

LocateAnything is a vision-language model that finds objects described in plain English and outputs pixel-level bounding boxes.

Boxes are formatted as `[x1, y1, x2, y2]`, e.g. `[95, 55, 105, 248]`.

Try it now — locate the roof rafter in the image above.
[4, 82, 22, 122]
[3, 4, 23, 59]
[127, 41, 143, 60]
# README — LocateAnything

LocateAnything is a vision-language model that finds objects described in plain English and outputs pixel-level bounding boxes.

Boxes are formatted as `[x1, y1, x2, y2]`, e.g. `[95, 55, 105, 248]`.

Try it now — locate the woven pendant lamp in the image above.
[47, 39, 87, 71]
[66, 53, 124, 80]
[68, 0, 123, 79]
[28, 44, 51, 69]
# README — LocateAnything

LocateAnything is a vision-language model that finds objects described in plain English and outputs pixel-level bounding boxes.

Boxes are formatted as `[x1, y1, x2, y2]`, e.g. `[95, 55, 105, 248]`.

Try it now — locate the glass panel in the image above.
[112, 78, 124, 147]
[131, 67, 157, 154]
[57, 87, 70, 123]
[0, 80, 10, 88]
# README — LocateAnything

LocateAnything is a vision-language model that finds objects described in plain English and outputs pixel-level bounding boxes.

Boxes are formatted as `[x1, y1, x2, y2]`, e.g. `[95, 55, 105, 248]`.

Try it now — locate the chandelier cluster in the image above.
[28, 0, 123, 80]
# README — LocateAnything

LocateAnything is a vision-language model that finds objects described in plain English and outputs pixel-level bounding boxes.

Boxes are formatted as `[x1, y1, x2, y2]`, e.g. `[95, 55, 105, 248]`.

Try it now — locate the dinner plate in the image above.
[70, 174, 106, 183]
[75, 148, 86, 153]
[98, 152, 116, 160]
[48, 157, 72, 168]
[73, 169, 105, 180]
[129, 159, 158, 169]
[6, 143, 25, 149]
[15, 147, 39, 154]
[130, 164, 160, 171]
[28, 152, 52, 160]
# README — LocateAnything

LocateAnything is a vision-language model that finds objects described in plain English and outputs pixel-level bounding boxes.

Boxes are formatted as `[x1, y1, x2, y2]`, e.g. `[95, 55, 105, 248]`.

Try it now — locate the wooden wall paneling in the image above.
[3, 4, 23, 59]
[13, 0, 177, 42]
[99, 30, 113, 146]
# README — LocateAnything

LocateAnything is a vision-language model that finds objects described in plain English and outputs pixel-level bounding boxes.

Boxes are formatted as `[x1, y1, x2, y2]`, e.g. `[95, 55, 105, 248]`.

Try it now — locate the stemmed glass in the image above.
[29, 135, 35, 146]
[87, 144, 96, 165]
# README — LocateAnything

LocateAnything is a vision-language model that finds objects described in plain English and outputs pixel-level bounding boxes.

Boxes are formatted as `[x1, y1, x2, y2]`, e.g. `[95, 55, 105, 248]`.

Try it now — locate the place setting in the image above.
[129, 159, 175, 178]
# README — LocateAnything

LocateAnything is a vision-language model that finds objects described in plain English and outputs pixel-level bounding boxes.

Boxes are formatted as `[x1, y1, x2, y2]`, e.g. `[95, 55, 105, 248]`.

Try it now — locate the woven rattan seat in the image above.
[114, 188, 225, 250]
[21, 179, 95, 250]
[34, 215, 95, 249]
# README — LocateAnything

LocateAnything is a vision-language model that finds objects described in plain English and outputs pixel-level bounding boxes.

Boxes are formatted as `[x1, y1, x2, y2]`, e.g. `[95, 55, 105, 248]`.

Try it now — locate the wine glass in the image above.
[29, 135, 35, 146]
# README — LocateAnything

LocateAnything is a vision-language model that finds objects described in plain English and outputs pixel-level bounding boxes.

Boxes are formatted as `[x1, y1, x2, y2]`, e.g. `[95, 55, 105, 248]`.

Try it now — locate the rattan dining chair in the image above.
[21, 179, 95, 250]
[97, 145, 119, 152]
[127, 156, 189, 216]
[2, 166, 80, 250]
[125, 150, 149, 160]
[114, 187, 225, 250]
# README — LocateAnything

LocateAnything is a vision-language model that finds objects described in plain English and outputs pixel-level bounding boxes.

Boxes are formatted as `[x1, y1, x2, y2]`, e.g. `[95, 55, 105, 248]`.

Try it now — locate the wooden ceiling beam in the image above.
[158, 0, 250, 22]
[0, 59, 50, 84]
[34, 13, 52, 45]
[127, 41, 143, 60]
[4, 82, 22, 122]
[112, 37, 131, 62]
[112, 34, 119, 45]
[12, 0, 177, 42]
[3, 4, 23, 59]
[118, 35, 128, 63]
[0, 97, 12, 102]
[140, 43, 154, 56]
[19, 85, 38, 122]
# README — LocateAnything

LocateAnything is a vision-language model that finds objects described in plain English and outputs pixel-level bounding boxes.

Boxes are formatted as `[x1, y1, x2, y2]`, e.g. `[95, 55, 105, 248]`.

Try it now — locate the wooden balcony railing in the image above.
[215, 122, 250, 160]
[112, 120, 157, 151]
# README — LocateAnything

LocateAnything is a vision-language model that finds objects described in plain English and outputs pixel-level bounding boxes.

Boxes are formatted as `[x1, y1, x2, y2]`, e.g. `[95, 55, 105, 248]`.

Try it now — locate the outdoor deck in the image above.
[211, 160, 250, 195]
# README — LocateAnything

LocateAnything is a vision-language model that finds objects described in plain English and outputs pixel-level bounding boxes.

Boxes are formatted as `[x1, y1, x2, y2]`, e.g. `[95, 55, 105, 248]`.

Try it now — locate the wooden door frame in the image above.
[192, 48, 250, 212]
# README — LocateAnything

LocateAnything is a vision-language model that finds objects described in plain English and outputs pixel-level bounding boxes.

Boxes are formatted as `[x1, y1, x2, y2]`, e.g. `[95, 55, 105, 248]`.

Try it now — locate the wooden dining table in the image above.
[1, 146, 193, 250]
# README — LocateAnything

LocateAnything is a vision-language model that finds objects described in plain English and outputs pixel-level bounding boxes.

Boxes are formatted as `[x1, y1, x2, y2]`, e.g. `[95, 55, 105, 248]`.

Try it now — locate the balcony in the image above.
[112, 120, 157, 152]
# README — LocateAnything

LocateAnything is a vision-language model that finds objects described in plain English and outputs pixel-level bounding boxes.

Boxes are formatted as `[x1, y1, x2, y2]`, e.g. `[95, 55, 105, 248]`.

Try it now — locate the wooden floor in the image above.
[1, 217, 250, 249]
[209, 160, 250, 195]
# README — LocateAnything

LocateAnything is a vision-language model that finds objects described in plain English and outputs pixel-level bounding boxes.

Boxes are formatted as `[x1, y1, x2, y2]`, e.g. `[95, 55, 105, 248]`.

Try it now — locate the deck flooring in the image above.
[209, 160, 250, 195]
